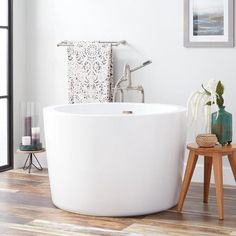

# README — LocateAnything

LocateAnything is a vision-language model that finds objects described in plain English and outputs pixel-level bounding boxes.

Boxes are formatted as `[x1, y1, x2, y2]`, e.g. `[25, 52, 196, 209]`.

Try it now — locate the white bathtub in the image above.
[43, 103, 186, 217]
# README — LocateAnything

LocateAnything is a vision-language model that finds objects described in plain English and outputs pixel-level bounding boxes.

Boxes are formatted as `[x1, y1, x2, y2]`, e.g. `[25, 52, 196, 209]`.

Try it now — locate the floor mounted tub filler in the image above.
[43, 103, 187, 216]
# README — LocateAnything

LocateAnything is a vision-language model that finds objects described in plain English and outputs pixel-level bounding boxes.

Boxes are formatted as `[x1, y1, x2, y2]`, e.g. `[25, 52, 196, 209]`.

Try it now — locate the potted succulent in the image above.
[187, 80, 232, 145]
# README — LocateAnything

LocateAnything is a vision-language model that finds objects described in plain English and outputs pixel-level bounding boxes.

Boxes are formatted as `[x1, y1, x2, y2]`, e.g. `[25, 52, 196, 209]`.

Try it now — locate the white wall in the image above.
[14, 0, 236, 185]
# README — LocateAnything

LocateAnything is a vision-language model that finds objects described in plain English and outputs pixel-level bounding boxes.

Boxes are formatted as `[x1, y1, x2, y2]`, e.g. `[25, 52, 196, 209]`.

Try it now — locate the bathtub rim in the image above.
[43, 102, 187, 118]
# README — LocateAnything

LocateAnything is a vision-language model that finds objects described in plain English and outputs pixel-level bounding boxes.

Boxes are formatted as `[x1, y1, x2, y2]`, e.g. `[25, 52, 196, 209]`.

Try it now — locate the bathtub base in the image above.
[52, 201, 179, 217]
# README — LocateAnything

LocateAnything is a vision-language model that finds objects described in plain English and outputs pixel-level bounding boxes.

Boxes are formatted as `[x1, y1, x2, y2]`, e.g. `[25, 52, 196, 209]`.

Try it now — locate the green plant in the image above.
[187, 80, 224, 133]
[203, 81, 225, 108]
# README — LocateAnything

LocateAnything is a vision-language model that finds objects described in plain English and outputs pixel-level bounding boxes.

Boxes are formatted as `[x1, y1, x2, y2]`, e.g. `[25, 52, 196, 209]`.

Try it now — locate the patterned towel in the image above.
[67, 41, 113, 103]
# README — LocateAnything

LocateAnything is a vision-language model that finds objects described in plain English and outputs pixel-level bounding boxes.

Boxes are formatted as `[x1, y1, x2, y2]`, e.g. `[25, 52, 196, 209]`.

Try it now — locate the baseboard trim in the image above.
[185, 163, 236, 186]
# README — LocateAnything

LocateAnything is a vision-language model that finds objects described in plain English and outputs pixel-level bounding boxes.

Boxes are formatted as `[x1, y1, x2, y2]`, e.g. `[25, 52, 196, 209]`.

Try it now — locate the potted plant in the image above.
[187, 80, 232, 145]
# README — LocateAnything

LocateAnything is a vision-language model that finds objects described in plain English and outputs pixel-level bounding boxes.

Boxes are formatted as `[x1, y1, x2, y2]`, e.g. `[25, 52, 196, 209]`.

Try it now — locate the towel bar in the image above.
[57, 40, 126, 47]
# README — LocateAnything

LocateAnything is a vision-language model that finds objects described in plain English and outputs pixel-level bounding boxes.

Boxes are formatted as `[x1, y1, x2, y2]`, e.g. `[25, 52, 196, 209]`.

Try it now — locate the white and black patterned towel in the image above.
[67, 41, 113, 103]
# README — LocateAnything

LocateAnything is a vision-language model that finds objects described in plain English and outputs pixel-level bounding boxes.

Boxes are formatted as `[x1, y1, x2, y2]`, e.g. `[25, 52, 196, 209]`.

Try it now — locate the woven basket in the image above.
[196, 134, 218, 148]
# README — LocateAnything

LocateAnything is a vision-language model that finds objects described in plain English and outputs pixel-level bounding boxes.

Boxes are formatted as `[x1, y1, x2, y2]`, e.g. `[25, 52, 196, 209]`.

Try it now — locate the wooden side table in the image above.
[177, 143, 236, 220]
[16, 148, 46, 174]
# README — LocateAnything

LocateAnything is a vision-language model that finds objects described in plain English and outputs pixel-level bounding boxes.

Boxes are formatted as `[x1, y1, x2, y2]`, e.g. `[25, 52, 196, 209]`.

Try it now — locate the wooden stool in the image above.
[16, 148, 46, 174]
[177, 143, 236, 220]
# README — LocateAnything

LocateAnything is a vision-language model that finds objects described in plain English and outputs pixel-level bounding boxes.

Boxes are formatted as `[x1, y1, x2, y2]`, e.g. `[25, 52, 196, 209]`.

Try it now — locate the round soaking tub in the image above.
[43, 103, 186, 216]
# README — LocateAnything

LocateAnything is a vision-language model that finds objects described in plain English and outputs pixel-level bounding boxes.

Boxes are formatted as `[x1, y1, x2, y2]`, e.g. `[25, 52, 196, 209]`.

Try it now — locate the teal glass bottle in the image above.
[211, 106, 232, 145]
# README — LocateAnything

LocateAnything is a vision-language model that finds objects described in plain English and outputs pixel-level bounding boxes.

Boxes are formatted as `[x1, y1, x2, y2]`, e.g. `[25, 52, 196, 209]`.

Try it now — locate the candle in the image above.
[32, 127, 40, 145]
[24, 116, 32, 136]
[22, 136, 31, 146]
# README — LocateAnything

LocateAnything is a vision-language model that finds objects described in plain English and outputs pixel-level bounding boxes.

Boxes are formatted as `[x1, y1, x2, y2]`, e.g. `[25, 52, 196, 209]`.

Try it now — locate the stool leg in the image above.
[28, 153, 33, 174]
[32, 153, 43, 170]
[177, 151, 198, 212]
[212, 153, 224, 220]
[204, 156, 212, 203]
[23, 154, 30, 170]
[228, 152, 236, 181]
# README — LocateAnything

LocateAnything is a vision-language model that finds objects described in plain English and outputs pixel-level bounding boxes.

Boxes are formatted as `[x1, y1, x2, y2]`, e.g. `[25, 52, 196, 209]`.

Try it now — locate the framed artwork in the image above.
[184, 0, 234, 47]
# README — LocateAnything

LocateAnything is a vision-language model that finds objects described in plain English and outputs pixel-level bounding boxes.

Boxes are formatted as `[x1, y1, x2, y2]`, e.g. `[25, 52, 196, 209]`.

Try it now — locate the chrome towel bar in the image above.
[57, 40, 126, 47]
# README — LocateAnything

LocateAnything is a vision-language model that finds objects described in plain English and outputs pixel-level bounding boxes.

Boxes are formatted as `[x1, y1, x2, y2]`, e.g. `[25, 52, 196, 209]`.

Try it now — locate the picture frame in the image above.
[184, 0, 234, 47]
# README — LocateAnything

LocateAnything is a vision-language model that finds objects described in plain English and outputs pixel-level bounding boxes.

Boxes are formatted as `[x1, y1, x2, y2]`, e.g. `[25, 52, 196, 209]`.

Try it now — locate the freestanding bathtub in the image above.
[43, 103, 186, 217]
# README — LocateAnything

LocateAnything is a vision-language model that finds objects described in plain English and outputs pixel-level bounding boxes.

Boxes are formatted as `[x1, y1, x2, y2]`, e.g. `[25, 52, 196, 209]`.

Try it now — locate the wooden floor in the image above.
[0, 169, 235, 236]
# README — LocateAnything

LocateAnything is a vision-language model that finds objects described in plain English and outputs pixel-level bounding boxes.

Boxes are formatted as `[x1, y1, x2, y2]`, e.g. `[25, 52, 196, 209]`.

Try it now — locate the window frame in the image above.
[0, 0, 13, 171]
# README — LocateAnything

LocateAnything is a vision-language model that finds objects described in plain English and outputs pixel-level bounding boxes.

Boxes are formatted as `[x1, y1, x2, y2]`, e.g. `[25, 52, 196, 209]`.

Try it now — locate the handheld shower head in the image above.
[142, 60, 152, 66]
[131, 60, 152, 73]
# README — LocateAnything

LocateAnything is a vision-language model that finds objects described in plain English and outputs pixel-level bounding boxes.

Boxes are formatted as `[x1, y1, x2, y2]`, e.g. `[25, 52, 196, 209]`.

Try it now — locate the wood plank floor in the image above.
[0, 169, 235, 235]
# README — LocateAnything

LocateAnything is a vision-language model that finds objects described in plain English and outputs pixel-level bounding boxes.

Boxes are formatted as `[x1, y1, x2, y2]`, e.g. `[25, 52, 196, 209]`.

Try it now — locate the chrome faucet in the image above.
[113, 60, 152, 103]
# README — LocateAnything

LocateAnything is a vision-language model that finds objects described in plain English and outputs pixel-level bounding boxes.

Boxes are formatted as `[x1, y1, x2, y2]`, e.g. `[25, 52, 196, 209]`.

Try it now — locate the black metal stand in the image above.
[23, 153, 43, 173]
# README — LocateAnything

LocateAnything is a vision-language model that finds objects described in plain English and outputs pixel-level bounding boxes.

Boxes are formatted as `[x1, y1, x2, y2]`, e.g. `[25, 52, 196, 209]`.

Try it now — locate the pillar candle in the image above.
[24, 116, 32, 136]
[22, 136, 31, 146]
[32, 127, 40, 145]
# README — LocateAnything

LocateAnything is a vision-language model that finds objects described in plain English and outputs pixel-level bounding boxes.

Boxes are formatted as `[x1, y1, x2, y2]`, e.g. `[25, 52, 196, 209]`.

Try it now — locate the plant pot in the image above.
[211, 106, 232, 145]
